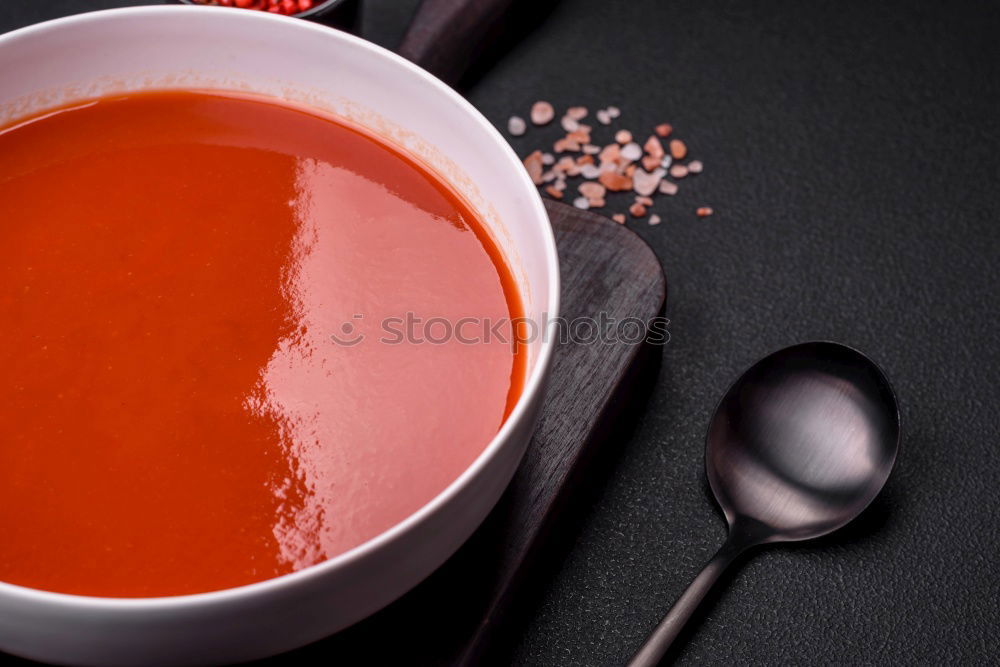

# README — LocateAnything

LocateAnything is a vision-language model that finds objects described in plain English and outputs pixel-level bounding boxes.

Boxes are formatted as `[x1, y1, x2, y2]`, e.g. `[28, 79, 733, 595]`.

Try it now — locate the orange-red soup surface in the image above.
[0, 92, 524, 597]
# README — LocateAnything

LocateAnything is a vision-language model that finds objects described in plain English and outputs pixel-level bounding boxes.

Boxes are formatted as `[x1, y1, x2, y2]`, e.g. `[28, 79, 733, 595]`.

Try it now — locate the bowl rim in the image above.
[0, 5, 560, 610]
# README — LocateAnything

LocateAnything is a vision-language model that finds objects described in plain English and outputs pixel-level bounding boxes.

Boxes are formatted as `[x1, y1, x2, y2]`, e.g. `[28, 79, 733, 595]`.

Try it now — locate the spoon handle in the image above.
[628, 536, 746, 666]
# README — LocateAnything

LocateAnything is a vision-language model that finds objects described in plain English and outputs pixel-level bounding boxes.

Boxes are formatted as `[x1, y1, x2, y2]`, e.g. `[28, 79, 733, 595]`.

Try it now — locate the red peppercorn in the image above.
[193, 0, 316, 15]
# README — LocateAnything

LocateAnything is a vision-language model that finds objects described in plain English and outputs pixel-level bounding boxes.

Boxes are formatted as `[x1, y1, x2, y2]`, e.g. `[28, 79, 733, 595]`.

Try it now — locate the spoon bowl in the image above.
[630, 341, 899, 666]
[708, 341, 899, 543]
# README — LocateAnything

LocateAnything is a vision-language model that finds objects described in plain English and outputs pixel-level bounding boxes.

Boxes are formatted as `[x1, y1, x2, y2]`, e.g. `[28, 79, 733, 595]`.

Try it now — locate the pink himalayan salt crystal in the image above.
[659, 180, 679, 195]
[531, 101, 555, 125]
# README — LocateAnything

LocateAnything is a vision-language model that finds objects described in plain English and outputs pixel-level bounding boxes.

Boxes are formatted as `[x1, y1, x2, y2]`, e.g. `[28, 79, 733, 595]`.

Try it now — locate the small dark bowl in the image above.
[175, 0, 360, 32]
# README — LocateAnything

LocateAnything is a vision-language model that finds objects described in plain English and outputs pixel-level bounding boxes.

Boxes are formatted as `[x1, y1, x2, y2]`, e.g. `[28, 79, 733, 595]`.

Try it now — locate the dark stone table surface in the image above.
[2, 1, 998, 664]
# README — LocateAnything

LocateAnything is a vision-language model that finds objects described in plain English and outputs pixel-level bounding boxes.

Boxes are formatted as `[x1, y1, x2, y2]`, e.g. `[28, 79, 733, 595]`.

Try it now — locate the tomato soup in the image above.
[0, 92, 524, 597]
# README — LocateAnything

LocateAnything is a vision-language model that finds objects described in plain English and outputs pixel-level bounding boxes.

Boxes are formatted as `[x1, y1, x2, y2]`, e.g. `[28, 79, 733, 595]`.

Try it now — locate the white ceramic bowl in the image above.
[0, 7, 559, 665]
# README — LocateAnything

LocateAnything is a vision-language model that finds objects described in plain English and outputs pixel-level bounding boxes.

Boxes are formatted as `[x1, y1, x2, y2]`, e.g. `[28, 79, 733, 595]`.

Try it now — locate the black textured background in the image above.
[2, 1, 999, 665]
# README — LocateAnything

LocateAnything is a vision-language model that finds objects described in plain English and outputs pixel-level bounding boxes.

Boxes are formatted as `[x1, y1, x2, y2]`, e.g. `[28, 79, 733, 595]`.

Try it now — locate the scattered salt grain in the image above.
[553, 137, 581, 153]
[629, 202, 648, 218]
[566, 106, 588, 121]
[669, 164, 689, 179]
[599, 143, 621, 164]
[567, 127, 591, 144]
[696, 207, 714, 217]
[669, 139, 687, 160]
[688, 160, 703, 173]
[606, 106, 621, 119]
[508, 116, 526, 136]
[579, 181, 607, 201]
[632, 169, 663, 196]
[545, 186, 563, 199]
[599, 170, 633, 192]
[561, 116, 580, 132]
[596, 109, 612, 125]
[555, 156, 576, 171]
[644, 136, 665, 158]
[573, 196, 590, 210]
[612, 213, 626, 224]
[641, 155, 661, 171]
[531, 101, 555, 125]
[648, 214, 662, 225]
[615, 129, 633, 145]
[523, 150, 543, 185]
[541, 152, 555, 165]
[659, 180, 679, 195]
[620, 142, 642, 162]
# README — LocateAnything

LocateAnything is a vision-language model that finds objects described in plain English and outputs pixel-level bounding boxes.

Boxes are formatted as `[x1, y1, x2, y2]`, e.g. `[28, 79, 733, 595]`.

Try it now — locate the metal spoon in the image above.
[629, 341, 899, 666]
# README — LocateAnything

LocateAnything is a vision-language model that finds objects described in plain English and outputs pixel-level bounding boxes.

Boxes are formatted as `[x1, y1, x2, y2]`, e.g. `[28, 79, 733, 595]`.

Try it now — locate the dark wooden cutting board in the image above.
[250, 200, 667, 666]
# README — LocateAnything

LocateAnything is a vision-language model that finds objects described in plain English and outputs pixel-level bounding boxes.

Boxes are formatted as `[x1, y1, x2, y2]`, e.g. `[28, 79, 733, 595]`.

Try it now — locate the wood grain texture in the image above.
[457, 200, 668, 665]
[251, 200, 667, 666]
[397, 0, 516, 86]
